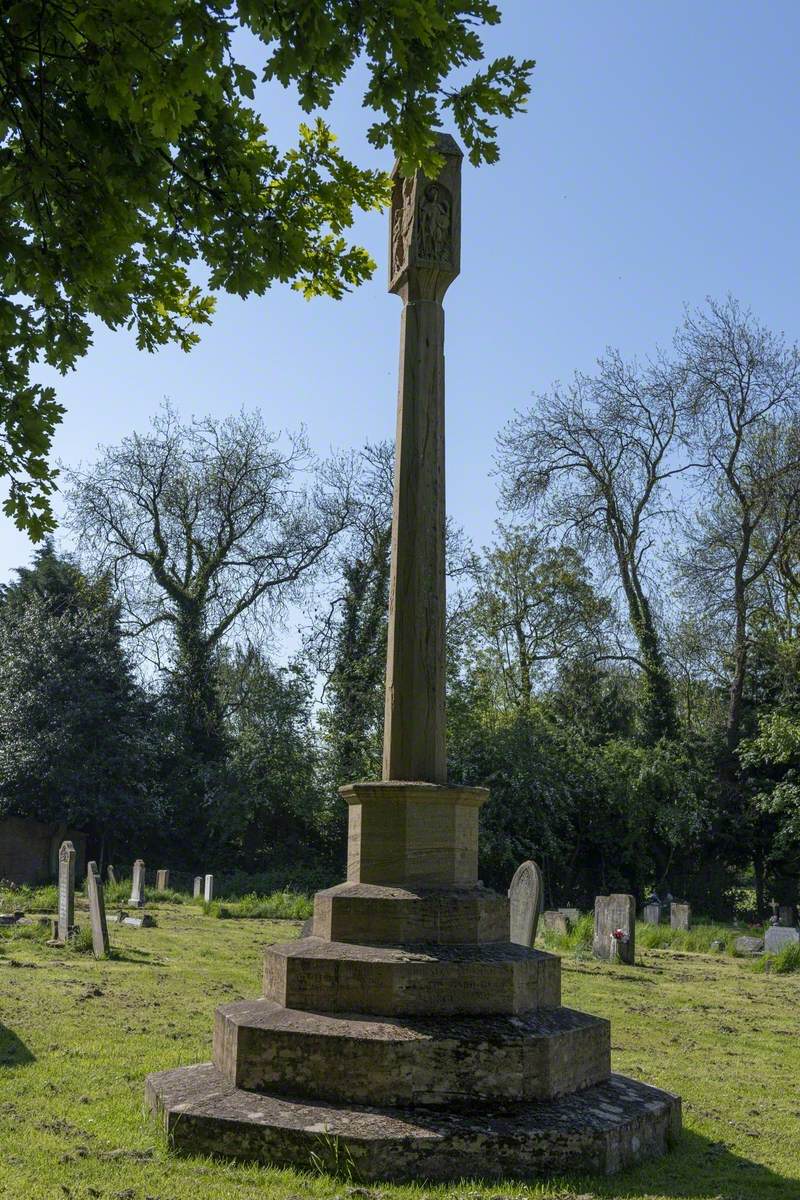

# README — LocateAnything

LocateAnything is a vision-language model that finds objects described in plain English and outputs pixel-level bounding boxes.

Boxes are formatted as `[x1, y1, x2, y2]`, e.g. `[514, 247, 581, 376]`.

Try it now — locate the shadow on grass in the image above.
[583, 1128, 799, 1199]
[0, 1022, 35, 1068]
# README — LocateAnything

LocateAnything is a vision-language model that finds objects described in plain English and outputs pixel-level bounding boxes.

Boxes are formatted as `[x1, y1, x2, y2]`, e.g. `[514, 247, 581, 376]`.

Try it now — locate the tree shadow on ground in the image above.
[580, 1128, 799, 1199]
[0, 1022, 35, 1067]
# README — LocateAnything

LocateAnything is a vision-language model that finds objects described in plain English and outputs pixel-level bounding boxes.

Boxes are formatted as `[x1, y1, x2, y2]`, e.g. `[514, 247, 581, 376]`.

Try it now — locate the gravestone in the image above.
[57, 840, 76, 943]
[559, 907, 580, 926]
[86, 860, 110, 958]
[765, 925, 799, 954]
[193, 876, 203, 898]
[778, 904, 795, 927]
[107, 864, 116, 886]
[593, 894, 635, 965]
[735, 935, 764, 956]
[147, 133, 680, 1181]
[541, 909, 569, 936]
[643, 902, 661, 925]
[155, 869, 170, 892]
[508, 860, 543, 947]
[129, 859, 145, 907]
[670, 902, 691, 931]
[203, 874, 214, 903]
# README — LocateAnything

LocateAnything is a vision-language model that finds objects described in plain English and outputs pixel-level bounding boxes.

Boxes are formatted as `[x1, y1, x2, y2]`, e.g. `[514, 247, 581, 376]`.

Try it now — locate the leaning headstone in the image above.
[57, 840, 76, 943]
[670, 902, 691, 931]
[541, 910, 568, 937]
[129, 859, 145, 907]
[86, 860, 110, 958]
[643, 902, 661, 925]
[778, 904, 795, 927]
[765, 925, 800, 954]
[107, 864, 116, 886]
[559, 907, 580, 926]
[593, 894, 635, 964]
[203, 874, 214, 903]
[508, 860, 543, 947]
[734, 935, 764, 956]
[193, 876, 203, 898]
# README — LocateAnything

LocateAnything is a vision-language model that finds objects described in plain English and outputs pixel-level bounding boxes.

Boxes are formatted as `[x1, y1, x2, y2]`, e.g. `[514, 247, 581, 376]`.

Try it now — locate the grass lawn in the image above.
[1, 900, 798, 1200]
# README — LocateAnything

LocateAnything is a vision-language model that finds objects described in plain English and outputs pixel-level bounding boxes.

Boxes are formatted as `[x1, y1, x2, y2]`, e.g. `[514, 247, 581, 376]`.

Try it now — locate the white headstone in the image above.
[129, 859, 145, 907]
[203, 874, 214, 903]
[508, 860, 543, 947]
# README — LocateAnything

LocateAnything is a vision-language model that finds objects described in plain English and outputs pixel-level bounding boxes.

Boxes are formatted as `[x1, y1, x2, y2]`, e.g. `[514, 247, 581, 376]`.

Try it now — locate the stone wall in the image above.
[0, 816, 87, 886]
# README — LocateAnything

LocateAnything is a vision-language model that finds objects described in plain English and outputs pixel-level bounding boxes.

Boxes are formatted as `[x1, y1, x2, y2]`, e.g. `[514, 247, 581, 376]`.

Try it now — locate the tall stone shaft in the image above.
[383, 135, 462, 784]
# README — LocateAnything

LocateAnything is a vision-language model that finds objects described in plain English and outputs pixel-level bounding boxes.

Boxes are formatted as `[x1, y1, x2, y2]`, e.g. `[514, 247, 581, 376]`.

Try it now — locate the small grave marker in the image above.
[541, 910, 568, 937]
[559, 907, 580, 926]
[107, 864, 116, 885]
[508, 860, 543, 947]
[765, 925, 799, 954]
[203, 874, 214, 903]
[86, 860, 110, 958]
[193, 876, 203, 898]
[643, 902, 661, 925]
[670, 902, 691, 931]
[155, 869, 170, 892]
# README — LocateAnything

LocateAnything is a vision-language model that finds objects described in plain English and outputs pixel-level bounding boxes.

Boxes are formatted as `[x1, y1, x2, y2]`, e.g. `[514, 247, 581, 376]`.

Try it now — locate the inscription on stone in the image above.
[508, 860, 543, 947]
[57, 840, 76, 942]
[86, 860, 110, 958]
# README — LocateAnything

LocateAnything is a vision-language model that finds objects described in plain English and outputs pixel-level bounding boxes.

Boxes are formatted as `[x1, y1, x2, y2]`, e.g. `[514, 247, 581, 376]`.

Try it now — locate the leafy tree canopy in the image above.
[0, 0, 534, 536]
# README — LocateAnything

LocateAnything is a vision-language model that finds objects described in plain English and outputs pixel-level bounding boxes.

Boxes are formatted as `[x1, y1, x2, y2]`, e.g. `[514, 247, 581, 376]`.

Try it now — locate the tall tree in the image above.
[498, 349, 689, 742]
[66, 403, 352, 763]
[0, 1, 533, 535]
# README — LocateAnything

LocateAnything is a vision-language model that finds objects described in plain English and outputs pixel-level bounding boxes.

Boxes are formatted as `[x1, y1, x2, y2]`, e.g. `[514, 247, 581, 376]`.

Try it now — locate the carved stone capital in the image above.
[389, 134, 462, 303]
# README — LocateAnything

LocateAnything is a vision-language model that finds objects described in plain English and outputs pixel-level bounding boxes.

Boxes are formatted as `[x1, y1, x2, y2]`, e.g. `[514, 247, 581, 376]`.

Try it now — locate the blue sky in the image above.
[4, 0, 800, 639]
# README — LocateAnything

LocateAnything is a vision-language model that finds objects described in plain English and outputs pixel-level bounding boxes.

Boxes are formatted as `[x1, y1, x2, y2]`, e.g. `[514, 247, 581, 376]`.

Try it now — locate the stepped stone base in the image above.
[214, 1000, 610, 1105]
[146, 1063, 681, 1181]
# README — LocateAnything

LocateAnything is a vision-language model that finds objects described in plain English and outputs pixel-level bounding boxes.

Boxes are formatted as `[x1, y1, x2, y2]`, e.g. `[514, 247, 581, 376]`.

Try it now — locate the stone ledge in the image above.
[313, 882, 509, 944]
[263, 938, 561, 1016]
[146, 1062, 681, 1181]
[214, 999, 610, 1105]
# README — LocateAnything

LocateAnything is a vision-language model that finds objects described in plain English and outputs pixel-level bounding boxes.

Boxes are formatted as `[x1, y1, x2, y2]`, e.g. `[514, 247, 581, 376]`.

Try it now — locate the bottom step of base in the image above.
[146, 1062, 680, 1181]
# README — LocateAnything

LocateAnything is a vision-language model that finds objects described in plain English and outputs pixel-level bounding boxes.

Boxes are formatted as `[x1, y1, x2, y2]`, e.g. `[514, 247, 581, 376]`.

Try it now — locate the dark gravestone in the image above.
[643, 903, 661, 925]
[670, 902, 691, 931]
[778, 905, 796, 928]
[508, 860, 543, 947]
[593, 894, 635, 964]
[57, 840, 76, 943]
[765, 926, 799, 954]
[86, 860, 110, 958]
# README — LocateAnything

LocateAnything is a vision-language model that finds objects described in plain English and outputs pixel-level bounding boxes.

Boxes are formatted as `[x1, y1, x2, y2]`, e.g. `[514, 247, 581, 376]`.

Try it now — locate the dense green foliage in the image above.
[0, 0, 533, 535]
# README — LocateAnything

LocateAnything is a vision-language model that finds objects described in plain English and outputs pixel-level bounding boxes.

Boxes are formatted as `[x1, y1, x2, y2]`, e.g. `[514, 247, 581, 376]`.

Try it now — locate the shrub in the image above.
[207, 891, 313, 920]
[753, 942, 800, 974]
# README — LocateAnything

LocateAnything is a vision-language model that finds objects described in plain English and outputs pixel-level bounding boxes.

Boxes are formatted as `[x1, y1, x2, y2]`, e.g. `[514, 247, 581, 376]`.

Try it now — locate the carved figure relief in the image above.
[416, 181, 452, 264]
[391, 177, 415, 277]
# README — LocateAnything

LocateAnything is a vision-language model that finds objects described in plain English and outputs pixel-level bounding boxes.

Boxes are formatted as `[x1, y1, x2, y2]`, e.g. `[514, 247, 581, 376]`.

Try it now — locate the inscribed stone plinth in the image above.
[778, 904, 795, 927]
[204, 875, 214, 903]
[541, 910, 568, 937]
[146, 133, 680, 1181]
[193, 876, 203, 898]
[107, 864, 116, 885]
[593, 894, 635, 964]
[643, 903, 661, 925]
[155, 869, 170, 891]
[129, 859, 145, 907]
[670, 902, 691, 931]
[57, 840, 76, 942]
[86, 860, 110, 958]
[508, 860, 543, 947]
[765, 925, 799, 954]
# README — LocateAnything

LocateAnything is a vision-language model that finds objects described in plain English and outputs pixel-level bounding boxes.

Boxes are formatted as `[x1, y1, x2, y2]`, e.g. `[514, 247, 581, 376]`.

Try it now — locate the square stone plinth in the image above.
[313, 882, 509, 944]
[342, 781, 488, 887]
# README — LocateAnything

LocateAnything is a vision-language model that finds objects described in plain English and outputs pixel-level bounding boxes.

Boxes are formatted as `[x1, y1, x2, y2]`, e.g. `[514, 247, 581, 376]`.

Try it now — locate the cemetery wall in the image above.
[0, 816, 87, 885]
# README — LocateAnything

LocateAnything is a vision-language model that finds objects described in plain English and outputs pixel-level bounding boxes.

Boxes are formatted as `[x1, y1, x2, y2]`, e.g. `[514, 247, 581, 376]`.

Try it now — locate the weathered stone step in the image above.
[263, 937, 560, 1016]
[313, 881, 509, 945]
[146, 1062, 681, 1181]
[214, 999, 610, 1106]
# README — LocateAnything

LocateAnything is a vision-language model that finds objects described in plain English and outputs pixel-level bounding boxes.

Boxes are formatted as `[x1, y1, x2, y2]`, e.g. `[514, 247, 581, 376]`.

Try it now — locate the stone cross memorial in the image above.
[86, 860, 110, 958]
[57, 840, 76, 943]
[147, 135, 680, 1180]
[670, 901, 691, 931]
[155, 869, 170, 892]
[593, 894, 636, 965]
[129, 859, 145, 908]
[508, 860, 543, 947]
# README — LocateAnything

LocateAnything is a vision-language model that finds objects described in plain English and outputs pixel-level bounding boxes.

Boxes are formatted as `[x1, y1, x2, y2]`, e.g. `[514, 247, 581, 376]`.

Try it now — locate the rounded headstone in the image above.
[508, 860, 543, 947]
